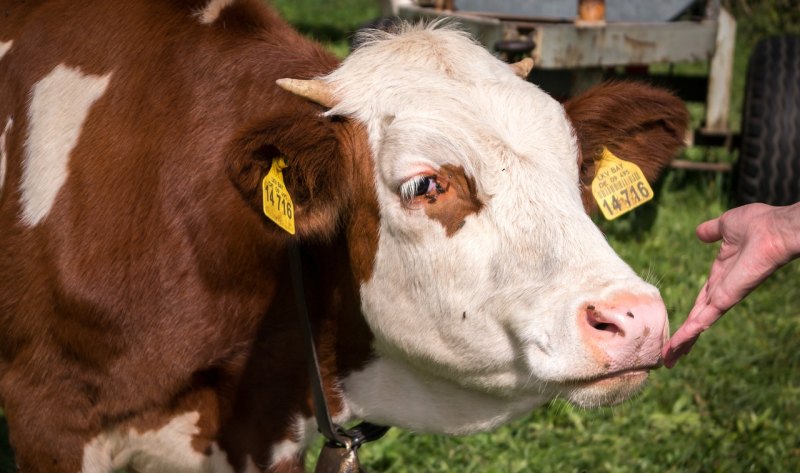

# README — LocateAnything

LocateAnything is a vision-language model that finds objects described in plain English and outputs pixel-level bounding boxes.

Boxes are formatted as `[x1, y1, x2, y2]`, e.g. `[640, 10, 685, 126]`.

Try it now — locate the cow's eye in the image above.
[399, 175, 437, 203]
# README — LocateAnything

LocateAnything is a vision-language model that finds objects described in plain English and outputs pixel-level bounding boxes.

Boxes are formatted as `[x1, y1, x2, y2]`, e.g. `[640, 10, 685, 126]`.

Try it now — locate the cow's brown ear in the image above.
[564, 81, 689, 213]
[225, 109, 352, 240]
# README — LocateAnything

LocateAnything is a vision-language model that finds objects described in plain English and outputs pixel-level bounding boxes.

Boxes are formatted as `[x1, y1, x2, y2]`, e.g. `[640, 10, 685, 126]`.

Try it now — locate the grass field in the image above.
[2, 1, 799, 472]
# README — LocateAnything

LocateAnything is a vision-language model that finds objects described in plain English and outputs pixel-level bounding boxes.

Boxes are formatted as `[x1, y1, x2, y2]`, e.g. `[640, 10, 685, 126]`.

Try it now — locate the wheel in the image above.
[733, 35, 800, 206]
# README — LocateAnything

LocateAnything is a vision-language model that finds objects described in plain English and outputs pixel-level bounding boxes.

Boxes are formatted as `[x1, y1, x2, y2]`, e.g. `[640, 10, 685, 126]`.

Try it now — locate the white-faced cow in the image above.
[0, 0, 688, 471]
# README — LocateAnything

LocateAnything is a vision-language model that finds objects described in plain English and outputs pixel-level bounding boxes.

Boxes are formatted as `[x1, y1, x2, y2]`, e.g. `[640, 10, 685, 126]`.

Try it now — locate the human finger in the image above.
[662, 335, 698, 368]
[662, 303, 722, 368]
[696, 216, 722, 243]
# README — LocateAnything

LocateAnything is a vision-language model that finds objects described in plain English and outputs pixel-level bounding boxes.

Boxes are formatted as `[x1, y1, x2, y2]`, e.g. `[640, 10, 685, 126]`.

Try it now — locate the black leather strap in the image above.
[287, 244, 389, 449]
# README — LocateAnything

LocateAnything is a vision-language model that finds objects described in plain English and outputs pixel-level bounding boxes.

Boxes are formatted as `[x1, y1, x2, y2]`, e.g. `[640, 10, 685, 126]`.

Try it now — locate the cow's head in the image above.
[271, 25, 687, 434]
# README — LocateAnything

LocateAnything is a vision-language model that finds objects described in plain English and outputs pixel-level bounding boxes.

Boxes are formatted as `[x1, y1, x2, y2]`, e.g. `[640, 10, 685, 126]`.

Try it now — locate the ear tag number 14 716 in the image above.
[591, 147, 654, 220]
[262, 157, 296, 235]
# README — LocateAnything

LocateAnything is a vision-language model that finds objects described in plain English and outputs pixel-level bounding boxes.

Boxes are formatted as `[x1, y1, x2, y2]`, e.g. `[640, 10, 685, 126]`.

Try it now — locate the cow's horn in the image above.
[276, 78, 336, 108]
[509, 58, 534, 79]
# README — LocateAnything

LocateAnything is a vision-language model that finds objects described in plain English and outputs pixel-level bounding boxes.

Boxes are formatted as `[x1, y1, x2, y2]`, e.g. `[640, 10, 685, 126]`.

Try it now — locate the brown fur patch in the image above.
[421, 165, 483, 236]
[564, 81, 689, 213]
[341, 123, 381, 283]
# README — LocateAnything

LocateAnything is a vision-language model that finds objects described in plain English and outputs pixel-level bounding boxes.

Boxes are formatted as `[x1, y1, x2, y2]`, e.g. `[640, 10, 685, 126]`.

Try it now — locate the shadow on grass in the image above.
[1, 413, 14, 472]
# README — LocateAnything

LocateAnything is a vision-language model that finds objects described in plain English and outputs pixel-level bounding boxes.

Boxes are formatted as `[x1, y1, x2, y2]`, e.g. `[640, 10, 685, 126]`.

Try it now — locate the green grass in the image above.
[270, 0, 379, 57]
[2, 1, 799, 472]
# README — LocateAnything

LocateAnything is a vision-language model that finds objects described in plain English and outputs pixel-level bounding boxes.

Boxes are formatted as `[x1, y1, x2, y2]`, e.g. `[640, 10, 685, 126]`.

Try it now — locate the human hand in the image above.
[662, 203, 800, 368]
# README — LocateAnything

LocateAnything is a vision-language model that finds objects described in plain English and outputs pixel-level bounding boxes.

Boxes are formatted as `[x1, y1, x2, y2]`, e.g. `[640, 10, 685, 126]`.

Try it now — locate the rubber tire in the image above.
[733, 35, 800, 206]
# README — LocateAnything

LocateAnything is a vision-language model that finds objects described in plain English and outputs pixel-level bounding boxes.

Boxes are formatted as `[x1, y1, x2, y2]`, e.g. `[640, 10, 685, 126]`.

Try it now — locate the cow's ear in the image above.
[225, 110, 351, 239]
[564, 81, 689, 213]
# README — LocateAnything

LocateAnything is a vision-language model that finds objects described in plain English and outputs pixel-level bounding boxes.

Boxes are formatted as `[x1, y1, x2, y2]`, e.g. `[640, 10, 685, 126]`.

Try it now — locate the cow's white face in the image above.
[306, 25, 668, 434]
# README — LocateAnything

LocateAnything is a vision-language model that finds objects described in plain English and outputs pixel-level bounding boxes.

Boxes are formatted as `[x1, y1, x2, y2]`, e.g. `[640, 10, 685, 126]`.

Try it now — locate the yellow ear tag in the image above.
[591, 147, 654, 220]
[262, 157, 296, 235]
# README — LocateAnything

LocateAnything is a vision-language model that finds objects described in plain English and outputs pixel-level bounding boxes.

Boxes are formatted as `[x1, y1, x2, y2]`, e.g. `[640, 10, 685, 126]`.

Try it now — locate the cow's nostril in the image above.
[590, 320, 622, 335]
[594, 322, 619, 334]
[586, 308, 625, 336]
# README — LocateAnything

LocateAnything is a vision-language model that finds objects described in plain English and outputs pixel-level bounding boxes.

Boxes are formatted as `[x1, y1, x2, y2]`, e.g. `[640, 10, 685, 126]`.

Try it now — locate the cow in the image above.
[0, 0, 689, 471]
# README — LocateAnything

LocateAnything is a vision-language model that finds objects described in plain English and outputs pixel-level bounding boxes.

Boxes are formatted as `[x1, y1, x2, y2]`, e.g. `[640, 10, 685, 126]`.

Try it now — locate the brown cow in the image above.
[0, 0, 687, 471]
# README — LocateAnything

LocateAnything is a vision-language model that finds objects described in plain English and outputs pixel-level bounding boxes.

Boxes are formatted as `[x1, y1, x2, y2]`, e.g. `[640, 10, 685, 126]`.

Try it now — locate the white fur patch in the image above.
[208, 443, 259, 473]
[0, 117, 11, 198]
[267, 415, 309, 467]
[243, 456, 260, 473]
[20, 64, 111, 226]
[268, 411, 353, 469]
[196, 0, 236, 24]
[81, 411, 225, 473]
[343, 356, 546, 435]
[269, 439, 301, 468]
[0, 40, 13, 61]
[208, 443, 239, 473]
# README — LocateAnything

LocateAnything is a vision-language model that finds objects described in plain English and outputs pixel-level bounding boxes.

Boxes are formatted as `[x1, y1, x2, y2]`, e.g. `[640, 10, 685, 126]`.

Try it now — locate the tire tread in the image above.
[734, 35, 800, 206]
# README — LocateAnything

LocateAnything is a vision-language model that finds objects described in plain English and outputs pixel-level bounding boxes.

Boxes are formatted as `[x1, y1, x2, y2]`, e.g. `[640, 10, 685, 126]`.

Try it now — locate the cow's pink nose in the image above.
[581, 294, 667, 367]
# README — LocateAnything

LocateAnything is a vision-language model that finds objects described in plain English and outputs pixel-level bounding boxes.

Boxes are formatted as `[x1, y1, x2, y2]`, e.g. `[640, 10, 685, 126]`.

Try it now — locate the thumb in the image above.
[696, 217, 722, 243]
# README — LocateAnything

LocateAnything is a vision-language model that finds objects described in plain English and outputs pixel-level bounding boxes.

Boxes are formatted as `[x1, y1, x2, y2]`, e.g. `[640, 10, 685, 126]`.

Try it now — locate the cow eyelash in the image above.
[399, 175, 437, 203]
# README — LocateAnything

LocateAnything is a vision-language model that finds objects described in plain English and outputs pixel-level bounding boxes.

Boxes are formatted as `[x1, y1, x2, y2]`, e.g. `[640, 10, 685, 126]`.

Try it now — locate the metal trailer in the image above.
[377, 0, 800, 205]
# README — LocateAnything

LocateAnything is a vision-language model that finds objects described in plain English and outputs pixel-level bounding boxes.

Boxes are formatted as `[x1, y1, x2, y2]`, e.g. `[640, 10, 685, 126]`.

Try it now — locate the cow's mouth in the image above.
[572, 363, 663, 385]
[557, 363, 662, 407]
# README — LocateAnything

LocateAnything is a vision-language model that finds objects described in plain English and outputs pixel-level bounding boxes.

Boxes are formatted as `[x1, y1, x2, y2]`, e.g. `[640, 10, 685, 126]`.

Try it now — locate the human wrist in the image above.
[774, 202, 800, 260]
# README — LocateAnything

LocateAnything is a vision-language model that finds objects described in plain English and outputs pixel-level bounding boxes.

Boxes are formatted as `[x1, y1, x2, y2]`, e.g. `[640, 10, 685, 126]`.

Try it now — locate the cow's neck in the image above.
[300, 233, 377, 408]
[340, 355, 550, 436]
[216, 229, 373, 471]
